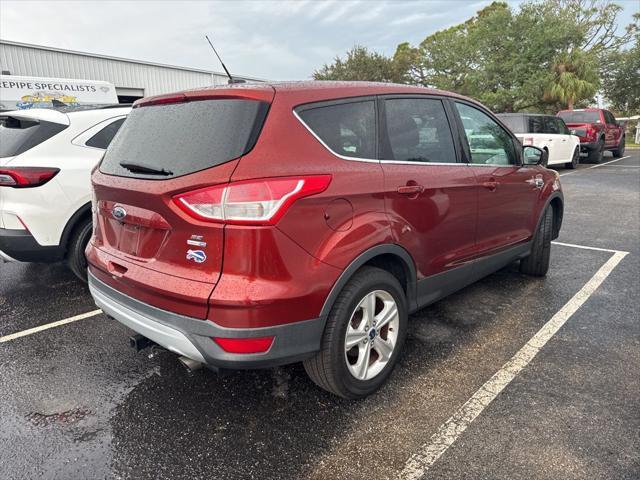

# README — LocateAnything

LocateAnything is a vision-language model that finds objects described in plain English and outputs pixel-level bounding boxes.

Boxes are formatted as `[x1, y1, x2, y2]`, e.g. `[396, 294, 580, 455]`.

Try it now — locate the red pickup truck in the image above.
[557, 108, 625, 163]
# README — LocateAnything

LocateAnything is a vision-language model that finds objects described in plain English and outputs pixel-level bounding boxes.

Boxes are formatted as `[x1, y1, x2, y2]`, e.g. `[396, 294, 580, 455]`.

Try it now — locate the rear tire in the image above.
[66, 218, 92, 282]
[587, 138, 604, 164]
[611, 137, 625, 158]
[520, 207, 553, 277]
[304, 266, 407, 399]
[565, 146, 579, 169]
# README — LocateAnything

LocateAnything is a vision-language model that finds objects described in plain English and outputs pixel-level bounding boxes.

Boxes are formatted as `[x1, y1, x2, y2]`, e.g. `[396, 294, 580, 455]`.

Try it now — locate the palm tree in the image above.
[544, 51, 599, 109]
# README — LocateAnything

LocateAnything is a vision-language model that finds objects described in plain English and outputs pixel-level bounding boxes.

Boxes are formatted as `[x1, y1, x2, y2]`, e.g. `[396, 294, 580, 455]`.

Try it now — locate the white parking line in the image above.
[0, 309, 102, 343]
[560, 155, 631, 176]
[551, 241, 626, 254]
[400, 248, 629, 479]
[598, 165, 640, 168]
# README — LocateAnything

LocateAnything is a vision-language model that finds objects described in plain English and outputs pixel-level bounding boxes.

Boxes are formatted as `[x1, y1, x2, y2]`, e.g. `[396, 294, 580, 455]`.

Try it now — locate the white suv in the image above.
[498, 113, 581, 169]
[0, 105, 130, 280]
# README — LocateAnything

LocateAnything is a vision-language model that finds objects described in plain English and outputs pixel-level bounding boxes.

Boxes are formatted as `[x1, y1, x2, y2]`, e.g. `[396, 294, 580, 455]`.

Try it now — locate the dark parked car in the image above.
[557, 108, 625, 163]
[87, 82, 563, 398]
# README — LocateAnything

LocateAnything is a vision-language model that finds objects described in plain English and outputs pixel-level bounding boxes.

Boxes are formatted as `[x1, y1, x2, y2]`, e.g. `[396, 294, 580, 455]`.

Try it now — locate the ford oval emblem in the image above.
[112, 206, 127, 221]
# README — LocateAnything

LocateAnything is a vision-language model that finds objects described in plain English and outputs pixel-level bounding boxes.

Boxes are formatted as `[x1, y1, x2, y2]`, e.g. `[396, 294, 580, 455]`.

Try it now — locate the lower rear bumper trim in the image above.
[88, 271, 326, 369]
[0, 228, 64, 263]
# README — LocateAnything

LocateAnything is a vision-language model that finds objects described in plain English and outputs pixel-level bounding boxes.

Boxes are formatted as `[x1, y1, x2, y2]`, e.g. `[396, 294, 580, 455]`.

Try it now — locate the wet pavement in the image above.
[1, 152, 638, 480]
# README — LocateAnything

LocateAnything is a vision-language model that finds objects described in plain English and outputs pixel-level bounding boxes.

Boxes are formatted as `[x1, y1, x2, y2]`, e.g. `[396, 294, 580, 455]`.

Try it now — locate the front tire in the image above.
[304, 266, 407, 399]
[611, 137, 625, 158]
[66, 218, 92, 282]
[565, 146, 579, 169]
[520, 207, 553, 277]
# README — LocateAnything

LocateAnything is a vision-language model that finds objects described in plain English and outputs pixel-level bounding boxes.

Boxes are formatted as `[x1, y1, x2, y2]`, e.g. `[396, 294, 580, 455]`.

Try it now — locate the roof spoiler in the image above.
[0, 108, 70, 125]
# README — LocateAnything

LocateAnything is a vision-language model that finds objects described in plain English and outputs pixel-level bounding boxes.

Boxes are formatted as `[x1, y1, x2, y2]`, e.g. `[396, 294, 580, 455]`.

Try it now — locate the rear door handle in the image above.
[397, 185, 424, 195]
[482, 181, 498, 191]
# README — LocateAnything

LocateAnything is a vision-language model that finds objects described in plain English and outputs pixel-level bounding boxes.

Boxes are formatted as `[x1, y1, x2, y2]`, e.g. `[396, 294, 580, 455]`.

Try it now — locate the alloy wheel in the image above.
[344, 290, 399, 381]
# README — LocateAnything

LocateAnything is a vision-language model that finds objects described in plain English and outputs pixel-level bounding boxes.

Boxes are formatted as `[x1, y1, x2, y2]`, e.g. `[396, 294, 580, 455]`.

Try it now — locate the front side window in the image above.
[382, 98, 456, 163]
[555, 118, 570, 135]
[455, 103, 517, 166]
[604, 111, 616, 124]
[298, 101, 376, 159]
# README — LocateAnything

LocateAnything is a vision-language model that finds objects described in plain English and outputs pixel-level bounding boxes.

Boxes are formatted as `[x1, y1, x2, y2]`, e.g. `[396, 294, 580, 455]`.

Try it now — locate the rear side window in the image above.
[528, 116, 545, 133]
[298, 101, 376, 159]
[0, 117, 67, 157]
[100, 99, 269, 179]
[544, 116, 561, 134]
[85, 118, 125, 149]
[382, 98, 457, 163]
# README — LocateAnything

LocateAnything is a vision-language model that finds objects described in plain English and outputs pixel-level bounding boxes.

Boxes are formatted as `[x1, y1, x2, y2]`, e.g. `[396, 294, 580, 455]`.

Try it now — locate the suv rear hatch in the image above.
[0, 109, 69, 227]
[90, 87, 274, 318]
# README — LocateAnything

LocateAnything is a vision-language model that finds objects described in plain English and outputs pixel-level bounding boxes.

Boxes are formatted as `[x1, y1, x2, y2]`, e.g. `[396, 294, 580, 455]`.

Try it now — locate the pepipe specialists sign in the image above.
[0, 75, 118, 110]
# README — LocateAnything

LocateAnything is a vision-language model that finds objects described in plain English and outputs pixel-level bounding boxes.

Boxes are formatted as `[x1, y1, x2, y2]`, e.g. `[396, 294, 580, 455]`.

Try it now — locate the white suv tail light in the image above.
[173, 175, 332, 226]
[0, 167, 60, 188]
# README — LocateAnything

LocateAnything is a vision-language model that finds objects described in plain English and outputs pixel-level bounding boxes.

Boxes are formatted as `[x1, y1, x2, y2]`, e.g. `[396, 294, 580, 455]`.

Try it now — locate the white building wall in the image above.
[0, 40, 259, 97]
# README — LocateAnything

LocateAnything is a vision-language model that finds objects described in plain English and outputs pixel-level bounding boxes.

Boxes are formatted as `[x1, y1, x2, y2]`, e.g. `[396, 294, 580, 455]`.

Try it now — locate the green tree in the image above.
[391, 0, 635, 112]
[313, 45, 404, 83]
[544, 50, 599, 109]
[602, 12, 640, 115]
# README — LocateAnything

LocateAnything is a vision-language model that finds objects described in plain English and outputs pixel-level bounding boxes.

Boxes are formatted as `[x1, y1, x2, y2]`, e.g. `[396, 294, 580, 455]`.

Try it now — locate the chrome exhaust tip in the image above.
[178, 356, 203, 372]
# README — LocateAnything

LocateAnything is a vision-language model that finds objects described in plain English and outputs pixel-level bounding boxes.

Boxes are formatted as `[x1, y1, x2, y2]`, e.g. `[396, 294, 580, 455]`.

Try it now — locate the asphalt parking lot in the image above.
[1, 152, 638, 480]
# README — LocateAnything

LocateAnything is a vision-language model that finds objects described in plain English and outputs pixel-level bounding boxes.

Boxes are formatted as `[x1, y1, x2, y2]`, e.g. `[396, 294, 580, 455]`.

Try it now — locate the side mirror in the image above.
[523, 145, 547, 166]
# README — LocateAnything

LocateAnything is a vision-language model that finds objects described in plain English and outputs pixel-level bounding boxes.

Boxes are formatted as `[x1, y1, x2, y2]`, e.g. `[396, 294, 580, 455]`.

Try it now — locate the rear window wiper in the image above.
[119, 161, 173, 176]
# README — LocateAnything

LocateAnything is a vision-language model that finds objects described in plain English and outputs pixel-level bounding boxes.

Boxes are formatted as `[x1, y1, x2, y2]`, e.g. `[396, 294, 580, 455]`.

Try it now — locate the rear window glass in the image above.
[557, 111, 601, 124]
[86, 118, 125, 149]
[298, 101, 376, 159]
[100, 99, 268, 179]
[0, 118, 67, 157]
[498, 115, 525, 133]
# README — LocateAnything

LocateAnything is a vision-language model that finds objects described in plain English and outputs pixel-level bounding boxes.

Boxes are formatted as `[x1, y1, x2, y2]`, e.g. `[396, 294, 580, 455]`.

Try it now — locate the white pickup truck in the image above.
[498, 113, 581, 169]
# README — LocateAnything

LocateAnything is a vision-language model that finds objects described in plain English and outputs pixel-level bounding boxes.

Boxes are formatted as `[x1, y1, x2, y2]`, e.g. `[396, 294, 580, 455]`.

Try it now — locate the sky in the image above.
[0, 0, 637, 80]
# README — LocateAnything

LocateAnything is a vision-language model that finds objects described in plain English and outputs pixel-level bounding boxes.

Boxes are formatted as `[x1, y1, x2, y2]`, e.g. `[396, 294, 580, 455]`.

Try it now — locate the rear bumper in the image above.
[580, 141, 599, 152]
[0, 228, 64, 263]
[88, 271, 326, 369]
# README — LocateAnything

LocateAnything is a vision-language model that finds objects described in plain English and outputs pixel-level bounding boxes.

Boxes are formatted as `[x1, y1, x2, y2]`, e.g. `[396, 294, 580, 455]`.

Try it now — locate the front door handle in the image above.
[526, 177, 544, 189]
[397, 185, 424, 195]
[482, 181, 498, 191]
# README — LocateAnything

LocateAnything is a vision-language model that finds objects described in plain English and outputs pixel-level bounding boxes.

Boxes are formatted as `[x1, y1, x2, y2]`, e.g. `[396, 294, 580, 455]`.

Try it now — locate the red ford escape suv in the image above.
[87, 82, 563, 398]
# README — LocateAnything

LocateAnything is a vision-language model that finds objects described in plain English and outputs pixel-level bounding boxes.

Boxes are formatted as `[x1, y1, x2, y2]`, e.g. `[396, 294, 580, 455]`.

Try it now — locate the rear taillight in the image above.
[173, 175, 332, 225]
[0, 167, 60, 188]
[523, 137, 534, 145]
[585, 126, 596, 141]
